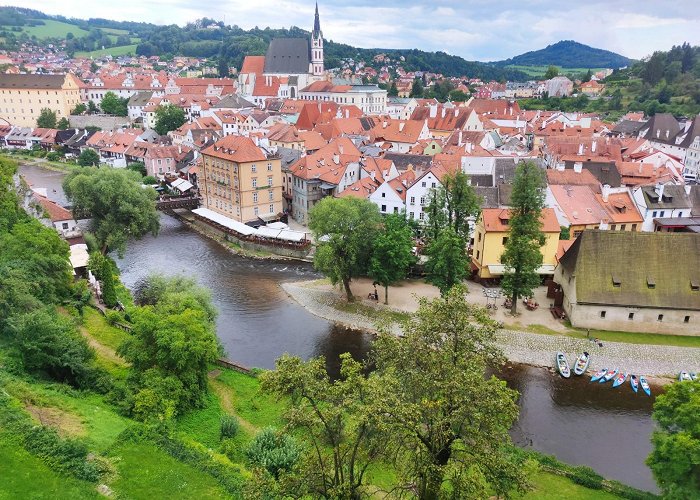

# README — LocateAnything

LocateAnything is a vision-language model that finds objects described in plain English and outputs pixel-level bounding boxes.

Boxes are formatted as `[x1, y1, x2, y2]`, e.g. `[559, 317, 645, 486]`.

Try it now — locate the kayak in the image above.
[691, 373, 698, 381]
[556, 352, 571, 378]
[630, 375, 639, 393]
[679, 371, 692, 382]
[612, 372, 628, 388]
[591, 368, 608, 382]
[640, 376, 651, 396]
[573, 352, 591, 376]
[600, 368, 619, 383]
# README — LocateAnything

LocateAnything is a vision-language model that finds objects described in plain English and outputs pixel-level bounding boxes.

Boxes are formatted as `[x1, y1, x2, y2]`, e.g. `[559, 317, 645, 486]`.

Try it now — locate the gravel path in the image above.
[283, 282, 700, 378]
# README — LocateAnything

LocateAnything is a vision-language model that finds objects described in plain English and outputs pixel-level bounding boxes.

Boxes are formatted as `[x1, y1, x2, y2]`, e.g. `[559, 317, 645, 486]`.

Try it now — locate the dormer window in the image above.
[691, 279, 700, 292]
[647, 276, 656, 289]
[612, 275, 621, 287]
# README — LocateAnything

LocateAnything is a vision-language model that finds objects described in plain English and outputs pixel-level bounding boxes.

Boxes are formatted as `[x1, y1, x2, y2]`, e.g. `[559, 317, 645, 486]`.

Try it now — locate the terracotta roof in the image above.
[549, 185, 609, 225]
[337, 177, 379, 199]
[386, 170, 416, 201]
[481, 207, 559, 232]
[241, 56, 265, 74]
[35, 193, 72, 222]
[595, 191, 643, 224]
[202, 135, 267, 163]
[546, 169, 600, 187]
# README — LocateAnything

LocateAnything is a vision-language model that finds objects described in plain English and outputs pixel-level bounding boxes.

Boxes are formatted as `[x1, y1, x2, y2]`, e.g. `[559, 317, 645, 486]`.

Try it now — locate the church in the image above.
[238, 4, 326, 106]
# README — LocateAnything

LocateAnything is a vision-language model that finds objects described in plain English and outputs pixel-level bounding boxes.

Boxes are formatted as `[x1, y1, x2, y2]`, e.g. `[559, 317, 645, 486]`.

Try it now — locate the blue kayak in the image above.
[639, 376, 651, 396]
[612, 372, 628, 388]
[600, 368, 619, 383]
[591, 368, 607, 382]
[630, 375, 639, 393]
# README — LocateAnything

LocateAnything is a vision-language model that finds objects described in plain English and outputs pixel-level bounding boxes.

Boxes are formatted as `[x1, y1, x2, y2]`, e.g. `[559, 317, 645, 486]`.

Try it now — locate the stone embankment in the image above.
[282, 282, 700, 379]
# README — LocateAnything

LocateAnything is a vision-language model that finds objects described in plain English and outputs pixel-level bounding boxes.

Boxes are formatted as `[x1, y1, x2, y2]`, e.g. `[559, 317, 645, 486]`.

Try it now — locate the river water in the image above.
[20, 164, 659, 493]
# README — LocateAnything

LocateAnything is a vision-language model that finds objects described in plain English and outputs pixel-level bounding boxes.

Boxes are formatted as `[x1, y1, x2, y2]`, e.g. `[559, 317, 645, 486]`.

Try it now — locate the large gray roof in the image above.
[0, 73, 68, 89]
[215, 94, 255, 109]
[264, 38, 310, 75]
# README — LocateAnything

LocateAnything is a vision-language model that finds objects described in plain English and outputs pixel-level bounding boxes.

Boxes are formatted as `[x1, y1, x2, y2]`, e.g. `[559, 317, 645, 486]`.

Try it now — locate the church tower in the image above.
[310, 3, 324, 77]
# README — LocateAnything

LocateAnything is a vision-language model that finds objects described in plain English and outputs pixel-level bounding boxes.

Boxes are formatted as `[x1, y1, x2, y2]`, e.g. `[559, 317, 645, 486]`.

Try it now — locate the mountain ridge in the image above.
[492, 40, 632, 69]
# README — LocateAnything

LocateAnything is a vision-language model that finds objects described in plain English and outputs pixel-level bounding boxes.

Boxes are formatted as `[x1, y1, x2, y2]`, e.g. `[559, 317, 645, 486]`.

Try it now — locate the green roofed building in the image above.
[555, 230, 700, 335]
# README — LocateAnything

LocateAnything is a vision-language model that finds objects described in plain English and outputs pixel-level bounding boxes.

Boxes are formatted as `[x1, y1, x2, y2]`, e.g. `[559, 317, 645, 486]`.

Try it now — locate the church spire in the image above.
[313, 2, 321, 38]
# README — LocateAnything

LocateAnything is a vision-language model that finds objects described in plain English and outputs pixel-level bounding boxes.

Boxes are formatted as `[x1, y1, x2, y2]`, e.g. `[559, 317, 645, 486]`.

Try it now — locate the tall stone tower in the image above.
[310, 3, 324, 77]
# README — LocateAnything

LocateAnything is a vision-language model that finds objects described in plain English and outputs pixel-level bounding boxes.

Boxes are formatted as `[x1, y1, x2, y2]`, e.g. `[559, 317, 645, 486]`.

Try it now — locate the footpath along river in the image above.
[20, 163, 659, 493]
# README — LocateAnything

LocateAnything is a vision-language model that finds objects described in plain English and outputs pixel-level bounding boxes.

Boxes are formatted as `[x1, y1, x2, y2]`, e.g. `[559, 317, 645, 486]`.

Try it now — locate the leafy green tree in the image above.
[57, 117, 70, 130]
[10, 307, 95, 387]
[154, 103, 187, 136]
[388, 81, 398, 97]
[77, 149, 100, 167]
[63, 167, 159, 256]
[88, 252, 117, 308]
[100, 91, 128, 116]
[647, 380, 700, 498]
[559, 226, 570, 241]
[218, 57, 229, 77]
[544, 65, 559, 79]
[501, 161, 547, 314]
[119, 276, 220, 418]
[261, 353, 388, 498]
[424, 227, 468, 295]
[449, 89, 470, 101]
[72, 102, 87, 115]
[246, 427, 300, 480]
[372, 286, 531, 498]
[368, 213, 415, 304]
[126, 162, 147, 177]
[424, 171, 480, 242]
[410, 77, 424, 98]
[584, 69, 592, 82]
[36, 108, 57, 128]
[87, 100, 99, 114]
[309, 197, 381, 301]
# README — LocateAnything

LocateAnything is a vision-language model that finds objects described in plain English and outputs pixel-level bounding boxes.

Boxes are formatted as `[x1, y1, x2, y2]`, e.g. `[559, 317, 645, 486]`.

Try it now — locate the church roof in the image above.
[264, 38, 310, 75]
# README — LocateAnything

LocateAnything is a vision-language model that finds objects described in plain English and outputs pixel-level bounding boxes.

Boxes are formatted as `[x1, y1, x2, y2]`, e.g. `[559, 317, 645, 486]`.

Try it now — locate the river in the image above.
[20, 164, 659, 493]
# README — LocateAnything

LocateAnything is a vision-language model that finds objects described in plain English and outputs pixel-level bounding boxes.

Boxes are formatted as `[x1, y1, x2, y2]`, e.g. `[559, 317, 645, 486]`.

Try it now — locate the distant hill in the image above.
[493, 40, 631, 69]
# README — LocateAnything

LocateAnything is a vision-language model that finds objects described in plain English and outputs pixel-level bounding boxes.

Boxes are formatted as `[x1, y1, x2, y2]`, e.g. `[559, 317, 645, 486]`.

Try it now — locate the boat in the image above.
[679, 371, 692, 382]
[555, 352, 571, 378]
[630, 375, 639, 393]
[573, 352, 591, 376]
[600, 368, 619, 383]
[691, 373, 698, 381]
[612, 372, 628, 388]
[590, 368, 608, 382]
[640, 376, 652, 396]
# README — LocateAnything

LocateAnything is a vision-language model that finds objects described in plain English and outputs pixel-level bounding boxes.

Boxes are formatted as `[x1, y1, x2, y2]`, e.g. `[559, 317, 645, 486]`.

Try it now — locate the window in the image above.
[410, 196, 415, 205]
[409, 212, 414, 219]
[685, 316, 690, 323]
[381, 192, 386, 198]
[419, 212, 425, 220]
[251, 164, 257, 173]
[610, 224, 616, 230]
[476, 250, 480, 260]
[252, 178, 257, 188]
[431, 182, 436, 188]
[660, 211, 665, 217]
[652, 211, 657, 217]
[632, 224, 637, 231]
[657, 314, 664, 322]
[628, 312, 634, 320]
[600, 310, 606, 318]
[381, 204, 386, 212]
[268, 190, 273, 201]
[267, 176, 273, 186]
[502, 237, 508, 245]
[253, 192, 258, 203]
[420, 196, 425, 206]
[421, 181, 426, 187]
[612, 275, 621, 287]
[478, 232, 481, 242]
[267, 163, 273, 172]
[270, 204, 274, 213]
[254, 207, 259, 216]
[62, 222, 69, 229]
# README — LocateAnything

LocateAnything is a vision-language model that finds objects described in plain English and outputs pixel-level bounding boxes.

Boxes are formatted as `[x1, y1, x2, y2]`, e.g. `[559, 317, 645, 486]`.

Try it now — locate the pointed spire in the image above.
[313, 2, 321, 38]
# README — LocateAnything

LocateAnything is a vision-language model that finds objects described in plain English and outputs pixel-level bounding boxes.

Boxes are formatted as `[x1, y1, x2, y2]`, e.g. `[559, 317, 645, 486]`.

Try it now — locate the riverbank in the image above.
[283, 279, 700, 381]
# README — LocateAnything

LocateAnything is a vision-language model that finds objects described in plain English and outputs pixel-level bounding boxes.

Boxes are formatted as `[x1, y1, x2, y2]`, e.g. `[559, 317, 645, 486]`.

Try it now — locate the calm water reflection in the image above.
[19, 164, 659, 493]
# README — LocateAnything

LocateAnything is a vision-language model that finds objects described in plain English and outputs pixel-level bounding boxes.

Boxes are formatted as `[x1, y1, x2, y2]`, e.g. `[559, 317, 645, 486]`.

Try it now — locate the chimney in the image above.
[685, 184, 691, 195]
[178, 145, 182, 154]
[666, 130, 669, 139]
[578, 143, 584, 155]
[466, 142, 473, 153]
[656, 183, 664, 199]
[602, 184, 610, 202]
[338, 144, 344, 154]
[399, 122, 405, 132]
[383, 121, 388, 129]
[574, 162, 582, 173]
[638, 163, 643, 174]
[345, 109, 349, 118]
[592, 140, 597, 153]
[458, 130, 463, 146]
[370, 170, 375, 180]
[455, 109, 459, 117]
[429, 104, 437, 118]
[441, 108, 446, 118]
[333, 153, 340, 165]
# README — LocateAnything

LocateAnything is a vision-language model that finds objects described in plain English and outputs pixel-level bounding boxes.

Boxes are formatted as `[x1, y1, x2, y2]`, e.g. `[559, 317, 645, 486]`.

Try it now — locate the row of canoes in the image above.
[555, 352, 651, 396]
[678, 371, 698, 382]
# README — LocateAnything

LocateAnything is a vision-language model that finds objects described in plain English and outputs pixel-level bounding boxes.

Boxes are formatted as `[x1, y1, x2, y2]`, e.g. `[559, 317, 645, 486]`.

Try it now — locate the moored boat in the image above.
[612, 372, 628, 388]
[691, 373, 698, 381]
[591, 368, 608, 382]
[600, 368, 619, 383]
[639, 376, 651, 396]
[573, 352, 590, 376]
[679, 371, 692, 382]
[556, 352, 571, 378]
[630, 375, 639, 393]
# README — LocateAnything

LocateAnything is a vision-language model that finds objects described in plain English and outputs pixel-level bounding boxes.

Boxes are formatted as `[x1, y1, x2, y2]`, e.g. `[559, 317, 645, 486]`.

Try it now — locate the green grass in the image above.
[506, 64, 605, 78]
[521, 472, 620, 499]
[108, 442, 229, 499]
[564, 325, 700, 348]
[176, 391, 226, 448]
[75, 44, 138, 58]
[82, 307, 129, 352]
[14, 19, 90, 39]
[0, 433, 99, 499]
[215, 370, 285, 430]
[333, 300, 412, 326]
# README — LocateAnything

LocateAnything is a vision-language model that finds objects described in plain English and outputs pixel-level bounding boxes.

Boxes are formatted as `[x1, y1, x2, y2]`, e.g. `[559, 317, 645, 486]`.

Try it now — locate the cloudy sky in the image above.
[29, 0, 700, 61]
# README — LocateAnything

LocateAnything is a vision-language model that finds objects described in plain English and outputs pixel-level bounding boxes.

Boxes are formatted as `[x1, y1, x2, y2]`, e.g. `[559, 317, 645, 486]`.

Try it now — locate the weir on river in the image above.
[20, 163, 659, 493]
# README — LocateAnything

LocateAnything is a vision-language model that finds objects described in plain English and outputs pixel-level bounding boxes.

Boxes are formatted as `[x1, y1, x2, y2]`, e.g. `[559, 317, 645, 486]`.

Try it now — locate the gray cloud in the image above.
[30, 0, 700, 60]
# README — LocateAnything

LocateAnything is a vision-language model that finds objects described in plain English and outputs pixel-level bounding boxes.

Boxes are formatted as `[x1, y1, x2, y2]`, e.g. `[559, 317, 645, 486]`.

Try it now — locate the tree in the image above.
[424, 227, 468, 295]
[372, 286, 531, 498]
[246, 427, 300, 480]
[584, 69, 592, 82]
[87, 100, 99, 114]
[100, 91, 128, 116]
[501, 161, 547, 314]
[261, 353, 388, 498]
[63, 167, 160, 256]
[309, 197, 381, 301]
[388, 81, 398, 97]
[118, 275, 220, 419]
[72, 102, 87, 115]
[88, 252, 117, 308]
[77, 149, 100, 167]
[368, 213, 415, 304]
[126, 162, 147, 177]
[218, 57, 229, 77]
[57, 117, 70, 130]
[36, 108, 57, 128]
[423, 171, 480, 242]
[410, 77, 424, 98]
[154, 103, 186, 136]
[647, 380, 700, 498]
[544, 65, 559, 80]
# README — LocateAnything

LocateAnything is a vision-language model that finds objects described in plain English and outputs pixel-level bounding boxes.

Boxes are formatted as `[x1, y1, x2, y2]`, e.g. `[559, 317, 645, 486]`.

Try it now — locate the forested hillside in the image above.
[493, 40, 631, 69]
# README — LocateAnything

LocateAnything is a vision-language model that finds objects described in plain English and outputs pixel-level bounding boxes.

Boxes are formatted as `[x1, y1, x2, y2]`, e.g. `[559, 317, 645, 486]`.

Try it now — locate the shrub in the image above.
[22, 425, 101, 482]
[246, 427, 300, 479]
[220, 415, 239, 439]
[104, 310, 123, 326]
[142, 175, 157, 185]
[569, 465, 604, 489]
[46, 151, 62, 162]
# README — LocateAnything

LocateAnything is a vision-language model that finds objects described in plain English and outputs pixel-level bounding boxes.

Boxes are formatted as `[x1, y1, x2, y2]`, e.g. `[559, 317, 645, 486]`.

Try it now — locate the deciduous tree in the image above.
[100, 91, 128, 116]
[544, 65, 559, 80]
[36, 108, 57, 128]
[63, 167, 159, 256]
[368, 213, 415, 304]
[501, 161, 547, 314]
[424, 227, 468, 295]
[154, 103, 186, 136]
[309, 197, 381, 301]
[57, 117, 70, 130]
[77, 148, 100, 167]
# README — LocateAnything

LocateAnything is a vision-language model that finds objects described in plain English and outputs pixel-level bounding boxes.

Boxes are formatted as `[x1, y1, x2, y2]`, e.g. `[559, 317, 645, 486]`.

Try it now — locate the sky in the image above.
[27, 0, 700, 61]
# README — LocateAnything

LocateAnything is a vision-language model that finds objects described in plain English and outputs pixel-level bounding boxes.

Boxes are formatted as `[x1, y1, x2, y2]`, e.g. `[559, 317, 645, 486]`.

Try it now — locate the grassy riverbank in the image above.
[0, 304, 643, 498]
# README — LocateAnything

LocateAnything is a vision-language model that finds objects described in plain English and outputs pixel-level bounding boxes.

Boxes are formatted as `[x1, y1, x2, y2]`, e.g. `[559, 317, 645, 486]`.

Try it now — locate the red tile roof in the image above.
[202, 135, 267, 163]
[481, 207, 559, 232]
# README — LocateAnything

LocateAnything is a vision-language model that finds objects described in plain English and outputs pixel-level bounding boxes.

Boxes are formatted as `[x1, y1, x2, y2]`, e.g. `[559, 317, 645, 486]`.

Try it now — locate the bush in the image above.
[220, 415, 239, 439]
[246, 427, 300, 479]
[46, 151, 62, 162]
[569, 465, 604, 490]
[104, 310, 123, 326]
[142, 175, 157, 185]
[23, 426, 101, 481]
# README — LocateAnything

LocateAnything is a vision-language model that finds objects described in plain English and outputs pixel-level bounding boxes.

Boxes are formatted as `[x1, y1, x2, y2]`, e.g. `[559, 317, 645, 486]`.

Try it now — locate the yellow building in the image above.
[0, 74, 82, 127]
[471, 208, 561, 279]
[201, 135, 283, 224]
